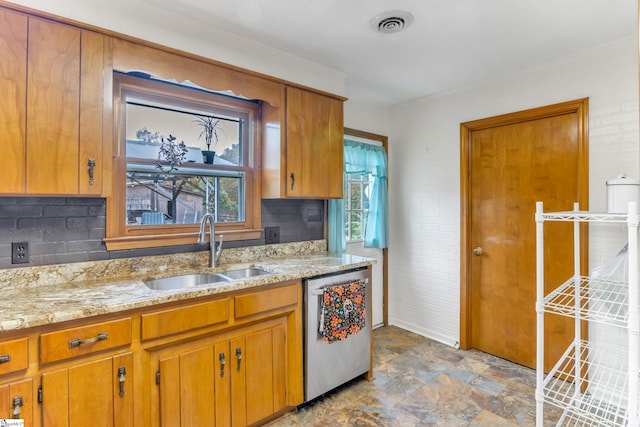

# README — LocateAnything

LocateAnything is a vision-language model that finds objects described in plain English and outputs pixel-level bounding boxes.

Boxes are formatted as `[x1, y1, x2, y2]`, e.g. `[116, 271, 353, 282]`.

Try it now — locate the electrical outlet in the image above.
[265, 226, 280, 244]
[11, 242, 29, 264]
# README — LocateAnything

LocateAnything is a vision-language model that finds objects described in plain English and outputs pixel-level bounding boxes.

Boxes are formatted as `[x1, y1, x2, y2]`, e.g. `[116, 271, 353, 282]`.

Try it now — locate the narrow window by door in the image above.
[343, 128, 389, 328]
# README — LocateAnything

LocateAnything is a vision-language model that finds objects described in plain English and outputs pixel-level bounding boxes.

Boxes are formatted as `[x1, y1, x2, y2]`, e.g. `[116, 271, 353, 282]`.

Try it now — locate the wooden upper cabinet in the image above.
[0, 8, 108, 196]
[285, 86, 344, 198]
[0, 8, 27, 194]
[26, 18, 106, 195]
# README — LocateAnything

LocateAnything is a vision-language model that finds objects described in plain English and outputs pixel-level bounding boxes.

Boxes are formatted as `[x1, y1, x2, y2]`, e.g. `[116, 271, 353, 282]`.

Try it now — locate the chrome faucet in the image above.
[197, 213, 223, 267]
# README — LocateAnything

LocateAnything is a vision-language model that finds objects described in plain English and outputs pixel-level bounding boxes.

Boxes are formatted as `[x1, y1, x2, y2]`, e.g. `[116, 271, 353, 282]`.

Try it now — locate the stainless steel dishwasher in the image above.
[303, 267, 371, 402]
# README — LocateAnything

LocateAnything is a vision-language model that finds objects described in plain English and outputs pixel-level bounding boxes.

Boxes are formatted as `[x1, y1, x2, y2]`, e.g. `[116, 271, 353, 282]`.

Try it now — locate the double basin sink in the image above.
[145, 267, 270, 291]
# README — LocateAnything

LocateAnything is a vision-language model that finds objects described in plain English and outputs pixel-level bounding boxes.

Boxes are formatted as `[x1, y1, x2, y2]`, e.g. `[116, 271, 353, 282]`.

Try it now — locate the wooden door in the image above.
[0, 378, 33, 426]
[0, 8, 27, 193]
[461, 99, 588, 370]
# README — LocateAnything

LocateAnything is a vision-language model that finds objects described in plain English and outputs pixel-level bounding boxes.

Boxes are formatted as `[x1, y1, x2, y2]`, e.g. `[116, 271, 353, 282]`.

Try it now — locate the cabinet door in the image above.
[242, 323, 286, 425]
[158, 346, 216, 427]
[26, 19, 104, 195]
[0, 378, 33, 426]
[41, 353, 133, 427]
[228, 337, 245, 427]
[214, 340, 232, 427]
[0, 8, 27, 193]
[286, 87, 343, 198]
[78, 30, 106, 195]
[26, 18, 80, 194]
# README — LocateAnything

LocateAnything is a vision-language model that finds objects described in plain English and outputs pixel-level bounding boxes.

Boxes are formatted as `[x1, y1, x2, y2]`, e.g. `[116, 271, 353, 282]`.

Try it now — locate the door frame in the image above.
[343, 127, 389, 326]
[459, 99, 589, 350]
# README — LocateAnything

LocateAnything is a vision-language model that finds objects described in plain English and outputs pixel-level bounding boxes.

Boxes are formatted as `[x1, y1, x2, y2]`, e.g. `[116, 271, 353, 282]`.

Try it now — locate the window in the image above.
[328, 131, 388, 252]
[105, 73, 262, 250]
[344, 173, 372, 242]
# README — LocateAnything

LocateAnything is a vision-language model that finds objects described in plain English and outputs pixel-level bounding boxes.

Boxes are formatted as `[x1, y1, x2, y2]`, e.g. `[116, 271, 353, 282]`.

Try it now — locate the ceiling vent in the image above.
[371, 10, 413, 34]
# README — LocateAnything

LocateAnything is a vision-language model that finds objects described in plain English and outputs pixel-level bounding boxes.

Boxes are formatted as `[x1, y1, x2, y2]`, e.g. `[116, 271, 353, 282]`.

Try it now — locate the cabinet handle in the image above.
[0, 354, 10, 364]
[117, 366, 127, 397]
[68, 331, 109, 348]
[235, 347, 242, 371]
[12, 396, 23, 418]
[88, 158, 96, 185]
[290, 172, 295, 191]
[219, 352, 226, 377]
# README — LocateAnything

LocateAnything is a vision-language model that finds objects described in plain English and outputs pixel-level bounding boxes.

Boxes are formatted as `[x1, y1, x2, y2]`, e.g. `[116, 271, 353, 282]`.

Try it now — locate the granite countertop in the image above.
[0, 240, 373, 332]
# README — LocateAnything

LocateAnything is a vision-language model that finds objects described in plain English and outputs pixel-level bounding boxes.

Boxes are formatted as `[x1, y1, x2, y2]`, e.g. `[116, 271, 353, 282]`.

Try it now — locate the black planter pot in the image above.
[202, 150, 216, 164]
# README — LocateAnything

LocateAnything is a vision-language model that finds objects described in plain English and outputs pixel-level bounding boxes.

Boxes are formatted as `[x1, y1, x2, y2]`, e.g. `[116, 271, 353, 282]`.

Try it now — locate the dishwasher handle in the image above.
[310, 278, 369, 296]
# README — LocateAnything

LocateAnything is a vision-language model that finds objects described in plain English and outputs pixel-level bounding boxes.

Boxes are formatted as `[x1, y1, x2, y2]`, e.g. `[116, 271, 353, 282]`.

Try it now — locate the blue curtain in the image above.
[327, 199, 345, 253]
[328, 139, 389, 252]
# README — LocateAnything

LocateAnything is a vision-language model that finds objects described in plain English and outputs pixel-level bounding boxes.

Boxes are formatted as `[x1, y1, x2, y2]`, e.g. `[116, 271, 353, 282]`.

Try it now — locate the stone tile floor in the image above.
[268, 325, 563, 426]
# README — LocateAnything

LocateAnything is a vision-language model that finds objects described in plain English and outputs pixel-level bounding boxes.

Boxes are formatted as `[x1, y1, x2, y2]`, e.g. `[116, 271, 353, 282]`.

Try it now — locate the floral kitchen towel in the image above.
[319, 279, 366, 343]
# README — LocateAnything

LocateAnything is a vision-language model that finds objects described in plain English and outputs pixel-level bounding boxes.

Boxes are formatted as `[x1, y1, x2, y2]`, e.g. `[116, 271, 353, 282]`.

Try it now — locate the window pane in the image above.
[344, 172, 375, 242]
[350, 182, 362, 210]
[125, 172, 243, 225]
[126, 102, 242, 166]
[349, 211, 363, 240]
[362, 181, 370, 210]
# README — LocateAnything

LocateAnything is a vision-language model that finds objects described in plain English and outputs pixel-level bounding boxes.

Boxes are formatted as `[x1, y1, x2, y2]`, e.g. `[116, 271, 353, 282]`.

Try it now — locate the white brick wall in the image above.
[388, 36, 639, 347]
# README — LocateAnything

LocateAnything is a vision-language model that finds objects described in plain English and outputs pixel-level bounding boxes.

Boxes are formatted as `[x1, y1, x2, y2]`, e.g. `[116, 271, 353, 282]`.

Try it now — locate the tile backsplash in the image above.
[0, 197, 324, 268]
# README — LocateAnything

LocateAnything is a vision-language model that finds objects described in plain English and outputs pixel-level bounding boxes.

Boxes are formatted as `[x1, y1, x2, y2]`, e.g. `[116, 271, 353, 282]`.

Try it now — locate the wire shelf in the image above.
[540, 211, 629, 223]
[543, 340, 630, 426]
[543, 276, 629, 327]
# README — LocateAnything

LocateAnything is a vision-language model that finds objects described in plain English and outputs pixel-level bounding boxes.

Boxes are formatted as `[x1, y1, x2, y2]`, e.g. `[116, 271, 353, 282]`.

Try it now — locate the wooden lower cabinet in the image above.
[0, 378, 33, 426]
[0, 280, 302, 426]
[153, 319, 287, 427]
[40, 353, 134, 427]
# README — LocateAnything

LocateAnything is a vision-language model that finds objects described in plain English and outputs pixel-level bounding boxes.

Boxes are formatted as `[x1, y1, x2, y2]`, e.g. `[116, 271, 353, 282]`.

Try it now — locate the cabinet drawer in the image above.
[141, 298, 231, 341]
[235, 284, 298, 319]
[40, 318, 132, 364]
[0, 337, 28, 375]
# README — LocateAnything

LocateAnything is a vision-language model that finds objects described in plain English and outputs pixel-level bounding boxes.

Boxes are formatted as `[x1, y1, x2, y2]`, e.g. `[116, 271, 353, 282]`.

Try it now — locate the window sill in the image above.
[104, 228, 263, 251]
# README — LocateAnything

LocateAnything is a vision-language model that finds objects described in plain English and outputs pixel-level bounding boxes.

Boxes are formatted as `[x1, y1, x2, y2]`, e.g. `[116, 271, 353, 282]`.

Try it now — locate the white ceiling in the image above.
[136, 0, 637, 106]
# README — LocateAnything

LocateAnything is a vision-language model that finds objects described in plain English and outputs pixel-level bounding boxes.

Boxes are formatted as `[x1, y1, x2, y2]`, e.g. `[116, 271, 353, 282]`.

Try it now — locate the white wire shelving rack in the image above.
[535, 201, 639, 427]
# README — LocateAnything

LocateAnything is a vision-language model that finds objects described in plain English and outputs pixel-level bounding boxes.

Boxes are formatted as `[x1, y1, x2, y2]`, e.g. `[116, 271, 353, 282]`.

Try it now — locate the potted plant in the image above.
[194, 115, 222, 164]
[155, 134, 188, 173]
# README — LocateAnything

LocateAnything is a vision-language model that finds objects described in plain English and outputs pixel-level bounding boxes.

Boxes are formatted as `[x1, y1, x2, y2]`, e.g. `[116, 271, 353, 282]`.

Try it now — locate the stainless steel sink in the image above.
[144, 273, 230, 291]
[221, 267, 270, 280]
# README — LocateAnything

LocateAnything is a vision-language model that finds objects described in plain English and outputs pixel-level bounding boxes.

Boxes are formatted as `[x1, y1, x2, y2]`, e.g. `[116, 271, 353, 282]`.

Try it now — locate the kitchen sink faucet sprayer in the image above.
[197, 213, 223, 267]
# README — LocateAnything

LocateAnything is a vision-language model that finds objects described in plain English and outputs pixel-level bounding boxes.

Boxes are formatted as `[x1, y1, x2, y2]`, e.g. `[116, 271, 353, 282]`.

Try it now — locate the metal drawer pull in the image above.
[236, 347, 242, 371]
[0, 354, 11, 364]
[118, 366, 127, 397]
[12, 396, 23, 418]
[219, 352, 226, 377]
[88, 158, 96, 185]
[68, 332, 109, 348]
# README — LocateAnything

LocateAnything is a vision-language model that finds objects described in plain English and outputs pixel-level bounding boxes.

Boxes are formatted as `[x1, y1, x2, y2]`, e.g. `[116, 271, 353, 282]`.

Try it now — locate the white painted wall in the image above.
[344, 99, 392, 137]
[388, 36, 639, 347]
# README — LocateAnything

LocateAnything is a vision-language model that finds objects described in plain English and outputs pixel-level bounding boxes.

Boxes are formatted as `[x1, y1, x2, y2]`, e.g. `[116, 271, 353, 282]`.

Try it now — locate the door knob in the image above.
[473, 246, 483, 256]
